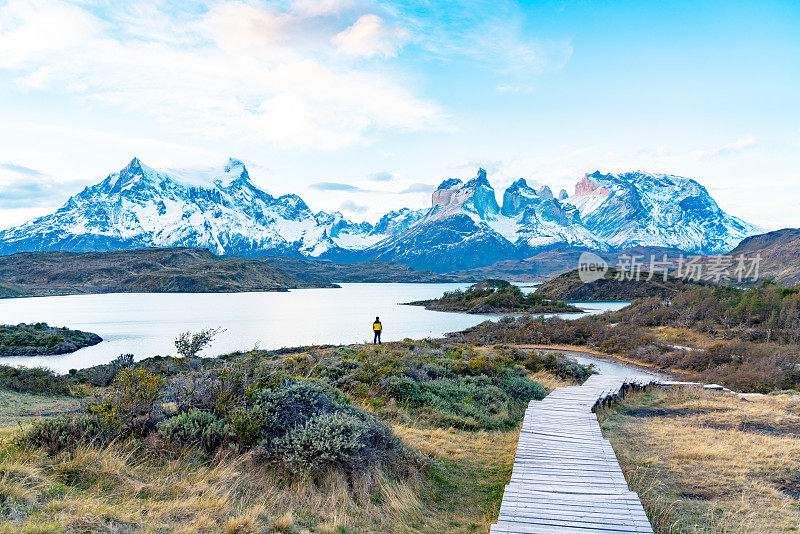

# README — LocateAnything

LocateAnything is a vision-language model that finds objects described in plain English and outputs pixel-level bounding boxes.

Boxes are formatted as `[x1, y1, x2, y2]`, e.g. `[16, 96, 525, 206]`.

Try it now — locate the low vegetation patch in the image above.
[408, 279, 581, 314]
[451, 280, 800, 392]
[0, 322, 101, 356]
[599, 386, 800, 533]
[0, 339, 582, 532]
[0, 364, 73, 395]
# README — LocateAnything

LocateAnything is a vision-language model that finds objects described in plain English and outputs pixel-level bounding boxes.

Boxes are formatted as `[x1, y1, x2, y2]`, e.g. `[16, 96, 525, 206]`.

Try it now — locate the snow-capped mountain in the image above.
[0, 157, 403, 258]
[0, 158, 762, 272]
[563, 171, 761, 253]
[360, 168, 761, 270]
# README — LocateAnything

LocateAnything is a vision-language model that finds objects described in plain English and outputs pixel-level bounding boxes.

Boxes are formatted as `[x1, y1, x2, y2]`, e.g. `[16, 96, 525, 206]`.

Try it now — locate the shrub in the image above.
[175, 328, 223, 358]
[263, 409, 402, 474]
[20, 415, 100, 454]
[86, 368, 165, 437]
[0, 365, 71, 395]
[157, 409, 230, 453]
[77, 353, 135, 387]
[523, 351, 596, 383]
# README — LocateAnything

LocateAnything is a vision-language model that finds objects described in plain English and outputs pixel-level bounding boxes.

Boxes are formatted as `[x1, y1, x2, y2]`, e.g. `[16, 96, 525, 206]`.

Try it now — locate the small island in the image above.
[407, 279, 582, 314]
[0, 323, 102, 356]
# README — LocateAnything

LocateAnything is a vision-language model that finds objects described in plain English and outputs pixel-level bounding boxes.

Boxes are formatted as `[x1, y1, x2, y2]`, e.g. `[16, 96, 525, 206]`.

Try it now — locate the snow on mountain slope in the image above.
[0, 158, 378, 257]
[0, 159, 763, 272]
[563, 171, 762, 254]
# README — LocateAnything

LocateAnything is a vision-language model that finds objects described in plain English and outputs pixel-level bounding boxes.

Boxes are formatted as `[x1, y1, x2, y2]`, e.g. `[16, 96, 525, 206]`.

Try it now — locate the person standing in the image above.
[372, 317, 382, 344]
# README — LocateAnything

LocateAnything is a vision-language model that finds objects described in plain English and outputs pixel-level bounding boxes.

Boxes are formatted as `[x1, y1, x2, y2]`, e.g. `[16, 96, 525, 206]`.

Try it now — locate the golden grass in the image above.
[0, 398, 529, 533]
[599, 386, 800, 533]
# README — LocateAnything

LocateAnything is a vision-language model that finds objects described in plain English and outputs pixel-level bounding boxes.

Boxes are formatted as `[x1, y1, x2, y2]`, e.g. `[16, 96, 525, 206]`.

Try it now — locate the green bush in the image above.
[386, 371, 546, 430]
[20, 415, 100, 454]
[157, 409, 230, 453]
[263, 409, 401, 474]
[86, 368, 165, 437]
[0, 365, 72, 396]
[523, 351, 596, 382]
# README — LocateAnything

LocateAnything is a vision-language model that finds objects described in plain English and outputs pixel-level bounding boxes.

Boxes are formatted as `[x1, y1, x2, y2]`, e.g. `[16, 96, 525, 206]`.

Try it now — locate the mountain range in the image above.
[0, 157, 763, 272]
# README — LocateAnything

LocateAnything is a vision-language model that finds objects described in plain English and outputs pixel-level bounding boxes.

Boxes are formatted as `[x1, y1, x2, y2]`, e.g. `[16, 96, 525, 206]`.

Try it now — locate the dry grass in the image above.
[0, 390, 78, 427]
[599, 386, 800, 533]
[649, 326, 720, 351]
[525, 370, 572, 390]
[0, 383, 533, 533]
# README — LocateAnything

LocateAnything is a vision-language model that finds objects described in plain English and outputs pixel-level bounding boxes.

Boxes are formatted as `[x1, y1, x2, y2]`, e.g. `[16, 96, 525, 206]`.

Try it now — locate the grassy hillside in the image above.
[0, 247, 335, 297]
[0, 323, 102, 356]
[263, 255, 471, 283]
[0, 341, 593, 532]
[535, 268, 709, 301]
[408, 279, 581, 314]
[729, 228, 800, 286]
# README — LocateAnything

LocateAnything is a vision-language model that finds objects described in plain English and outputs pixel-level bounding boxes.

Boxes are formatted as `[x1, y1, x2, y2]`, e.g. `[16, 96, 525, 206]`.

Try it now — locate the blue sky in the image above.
[0, 0, 798, 229]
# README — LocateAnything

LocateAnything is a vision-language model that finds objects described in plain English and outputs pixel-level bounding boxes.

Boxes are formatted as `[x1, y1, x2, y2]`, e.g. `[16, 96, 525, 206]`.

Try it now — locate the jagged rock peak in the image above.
[574, 173, 611, 196]
[536, 185, 554, 200]
[467, 168, 489, 186]
[558, 189, 568, 201]
[436, 178, 463, 190]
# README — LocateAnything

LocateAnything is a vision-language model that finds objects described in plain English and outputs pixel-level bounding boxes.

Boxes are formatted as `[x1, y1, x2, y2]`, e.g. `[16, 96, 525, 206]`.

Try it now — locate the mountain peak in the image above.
[120, 157, 147, 178]
[436, 178, 463, 191]
[110, 156, 156, 194]
[466, 168, 490, 188]
[574, 174, 610, 196]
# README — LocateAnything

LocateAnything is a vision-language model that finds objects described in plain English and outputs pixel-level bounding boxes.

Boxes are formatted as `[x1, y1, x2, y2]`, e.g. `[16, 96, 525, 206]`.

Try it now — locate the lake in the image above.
[0, 283, 629, 374]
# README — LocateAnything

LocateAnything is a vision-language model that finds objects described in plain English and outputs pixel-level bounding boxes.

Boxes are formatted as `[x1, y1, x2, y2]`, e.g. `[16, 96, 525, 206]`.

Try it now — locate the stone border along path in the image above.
[491, 374, 658, 534]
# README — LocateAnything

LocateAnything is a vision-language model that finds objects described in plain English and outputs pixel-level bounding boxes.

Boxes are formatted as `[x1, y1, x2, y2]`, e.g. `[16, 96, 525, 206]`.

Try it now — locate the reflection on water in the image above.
[0, 284, 629, 373]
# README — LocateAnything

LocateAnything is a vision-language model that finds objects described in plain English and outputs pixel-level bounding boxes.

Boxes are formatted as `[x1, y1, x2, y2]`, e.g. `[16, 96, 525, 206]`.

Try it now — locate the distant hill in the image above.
[451, 246, 688, 283]
[0, 248, 334, 298]
[729, 228, 800, 286]
[535, 268, 709, 301]
[262, 256, 470, 283]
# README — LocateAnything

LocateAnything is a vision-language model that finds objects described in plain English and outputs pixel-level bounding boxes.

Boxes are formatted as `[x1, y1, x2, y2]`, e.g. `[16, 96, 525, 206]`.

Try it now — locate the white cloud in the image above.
[292, 0, 356, 17]
[333, 14, 408, 58]
[0, 0, 440, 150]
[692, 135, 758, 159]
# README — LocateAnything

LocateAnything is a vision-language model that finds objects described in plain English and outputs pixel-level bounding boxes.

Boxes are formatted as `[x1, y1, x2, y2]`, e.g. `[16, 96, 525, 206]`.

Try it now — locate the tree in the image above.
[175, 328, 224, 358]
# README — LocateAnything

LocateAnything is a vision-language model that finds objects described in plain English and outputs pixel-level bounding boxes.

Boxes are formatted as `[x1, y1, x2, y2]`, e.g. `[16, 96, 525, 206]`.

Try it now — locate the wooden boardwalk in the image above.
[491, 375, 657, 534]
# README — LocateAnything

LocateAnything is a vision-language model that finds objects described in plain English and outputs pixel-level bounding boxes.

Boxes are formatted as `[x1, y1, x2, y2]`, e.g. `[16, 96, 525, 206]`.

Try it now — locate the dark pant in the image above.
[373, 331, 381, 344]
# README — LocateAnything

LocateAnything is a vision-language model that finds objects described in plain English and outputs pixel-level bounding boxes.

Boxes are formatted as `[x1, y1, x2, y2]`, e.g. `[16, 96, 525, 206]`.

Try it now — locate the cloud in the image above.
[0, 0, 441, 150]
[400, 183, 434, 194]
[635, 145, 670, 158]
[0, 176, 82, 208]
[400, 0, 572, 76]
[0, 162, 44, 177]
[693, 136, 757, 159]
[310, 181, 365, 191]
[333, 14, 408, 58]
[292, 0, 356, 17]
[339, 199, 368, 213]
[368, 171, 394, 182]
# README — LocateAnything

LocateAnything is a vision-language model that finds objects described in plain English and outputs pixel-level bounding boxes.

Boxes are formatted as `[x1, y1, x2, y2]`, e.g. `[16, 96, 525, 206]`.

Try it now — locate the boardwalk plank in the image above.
[490, 375, 657, 534]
